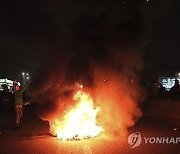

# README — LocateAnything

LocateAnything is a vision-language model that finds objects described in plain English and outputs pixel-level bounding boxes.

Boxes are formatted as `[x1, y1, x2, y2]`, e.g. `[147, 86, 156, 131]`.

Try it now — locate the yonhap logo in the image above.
[128, 132, 180, 149]
[128, 132, 142, 149]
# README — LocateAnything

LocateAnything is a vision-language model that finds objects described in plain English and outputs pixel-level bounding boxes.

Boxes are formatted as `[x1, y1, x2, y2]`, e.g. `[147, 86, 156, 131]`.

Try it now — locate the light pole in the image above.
[21, 72, 30, 85]
[22, 72, 25, 86]
[26, 73, 30, 81]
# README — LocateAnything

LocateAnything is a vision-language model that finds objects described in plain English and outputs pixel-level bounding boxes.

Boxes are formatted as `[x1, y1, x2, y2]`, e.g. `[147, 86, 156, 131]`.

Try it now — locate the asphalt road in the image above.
[0, 106, 179, 154]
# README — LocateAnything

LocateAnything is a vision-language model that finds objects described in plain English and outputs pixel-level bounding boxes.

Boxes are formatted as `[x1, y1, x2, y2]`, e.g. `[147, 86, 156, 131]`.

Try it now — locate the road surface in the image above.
[0, 106, 179, 154]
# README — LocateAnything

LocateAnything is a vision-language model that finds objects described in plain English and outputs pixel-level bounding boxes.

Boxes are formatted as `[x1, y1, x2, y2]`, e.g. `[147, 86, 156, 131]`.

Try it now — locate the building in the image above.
[0, 78, 20, 92]
[158, 71, 180, 91]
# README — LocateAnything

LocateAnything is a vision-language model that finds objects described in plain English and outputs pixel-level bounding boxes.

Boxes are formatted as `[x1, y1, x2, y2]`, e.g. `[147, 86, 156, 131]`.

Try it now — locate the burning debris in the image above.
[32, 52, 145, 141]
[31, 51, 145, 141]
[49, 90, 103, 140]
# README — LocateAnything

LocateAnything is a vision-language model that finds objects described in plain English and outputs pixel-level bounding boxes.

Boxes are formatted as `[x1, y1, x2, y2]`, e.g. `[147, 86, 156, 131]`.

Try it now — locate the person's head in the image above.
[15, 84, 20, 91]
[175, 80, 179, 85]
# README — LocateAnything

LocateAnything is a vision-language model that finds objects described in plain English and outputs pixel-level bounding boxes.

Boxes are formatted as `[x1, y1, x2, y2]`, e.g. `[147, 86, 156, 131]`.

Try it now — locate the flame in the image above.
[49, 90, 104, 140]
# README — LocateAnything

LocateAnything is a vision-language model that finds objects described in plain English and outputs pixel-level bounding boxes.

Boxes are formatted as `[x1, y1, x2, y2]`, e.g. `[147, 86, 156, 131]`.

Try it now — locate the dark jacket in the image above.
[13, 81, 30, 105]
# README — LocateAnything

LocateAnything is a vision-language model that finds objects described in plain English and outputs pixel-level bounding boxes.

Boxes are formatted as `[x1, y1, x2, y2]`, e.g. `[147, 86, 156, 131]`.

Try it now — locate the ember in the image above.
[49, 90, 104, 140]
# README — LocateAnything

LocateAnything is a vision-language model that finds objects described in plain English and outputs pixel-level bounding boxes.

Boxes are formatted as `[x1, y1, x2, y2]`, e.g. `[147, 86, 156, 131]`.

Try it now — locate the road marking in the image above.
[83, 145, 92, 154]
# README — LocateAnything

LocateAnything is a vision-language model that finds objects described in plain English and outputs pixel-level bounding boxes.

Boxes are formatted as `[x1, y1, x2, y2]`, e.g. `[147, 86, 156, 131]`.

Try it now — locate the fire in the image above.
[49, 90, 104, 140]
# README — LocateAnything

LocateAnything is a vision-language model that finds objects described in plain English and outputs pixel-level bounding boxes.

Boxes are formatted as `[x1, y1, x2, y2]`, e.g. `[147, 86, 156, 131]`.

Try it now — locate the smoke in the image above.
[27, 0, 171, 140]
[92, 56, 144, 140]
[32, 48, 145, 140]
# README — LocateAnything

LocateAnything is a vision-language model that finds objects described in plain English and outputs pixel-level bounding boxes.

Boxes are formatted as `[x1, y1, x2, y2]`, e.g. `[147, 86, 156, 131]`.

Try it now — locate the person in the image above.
[13, 80, 31, 129]
[0, 85, 12, 114]
[148, 71, 159, 98]
[170, 79, 180, 97]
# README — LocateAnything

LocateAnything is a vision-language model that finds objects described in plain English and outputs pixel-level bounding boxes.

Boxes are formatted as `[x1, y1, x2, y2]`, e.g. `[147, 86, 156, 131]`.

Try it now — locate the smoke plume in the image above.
[28, 0, 171, 140]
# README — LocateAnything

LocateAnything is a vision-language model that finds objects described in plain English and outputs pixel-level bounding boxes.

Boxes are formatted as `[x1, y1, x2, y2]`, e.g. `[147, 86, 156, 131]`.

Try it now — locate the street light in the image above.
[21, 72, 30, 85]
[22, 72, 25, 85]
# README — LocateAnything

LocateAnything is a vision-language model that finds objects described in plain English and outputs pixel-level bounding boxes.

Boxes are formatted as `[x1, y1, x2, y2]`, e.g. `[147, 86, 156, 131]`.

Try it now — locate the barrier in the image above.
[145, 99, 180, 124]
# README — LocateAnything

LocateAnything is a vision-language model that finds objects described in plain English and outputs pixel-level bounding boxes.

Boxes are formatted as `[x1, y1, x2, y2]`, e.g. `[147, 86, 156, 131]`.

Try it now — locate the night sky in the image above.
[0, 0, 179, 79]
[144, 0, 180, 68]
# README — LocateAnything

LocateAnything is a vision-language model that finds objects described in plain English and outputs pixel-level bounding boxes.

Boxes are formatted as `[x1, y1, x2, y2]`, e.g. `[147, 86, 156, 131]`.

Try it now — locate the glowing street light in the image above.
[21, 72, 30, 85]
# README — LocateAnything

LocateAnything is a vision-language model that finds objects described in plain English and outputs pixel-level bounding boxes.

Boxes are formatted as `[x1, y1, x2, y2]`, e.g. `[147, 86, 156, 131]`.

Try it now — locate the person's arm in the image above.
[13, 81, 17, 93]
[21, 80, 31, 92]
